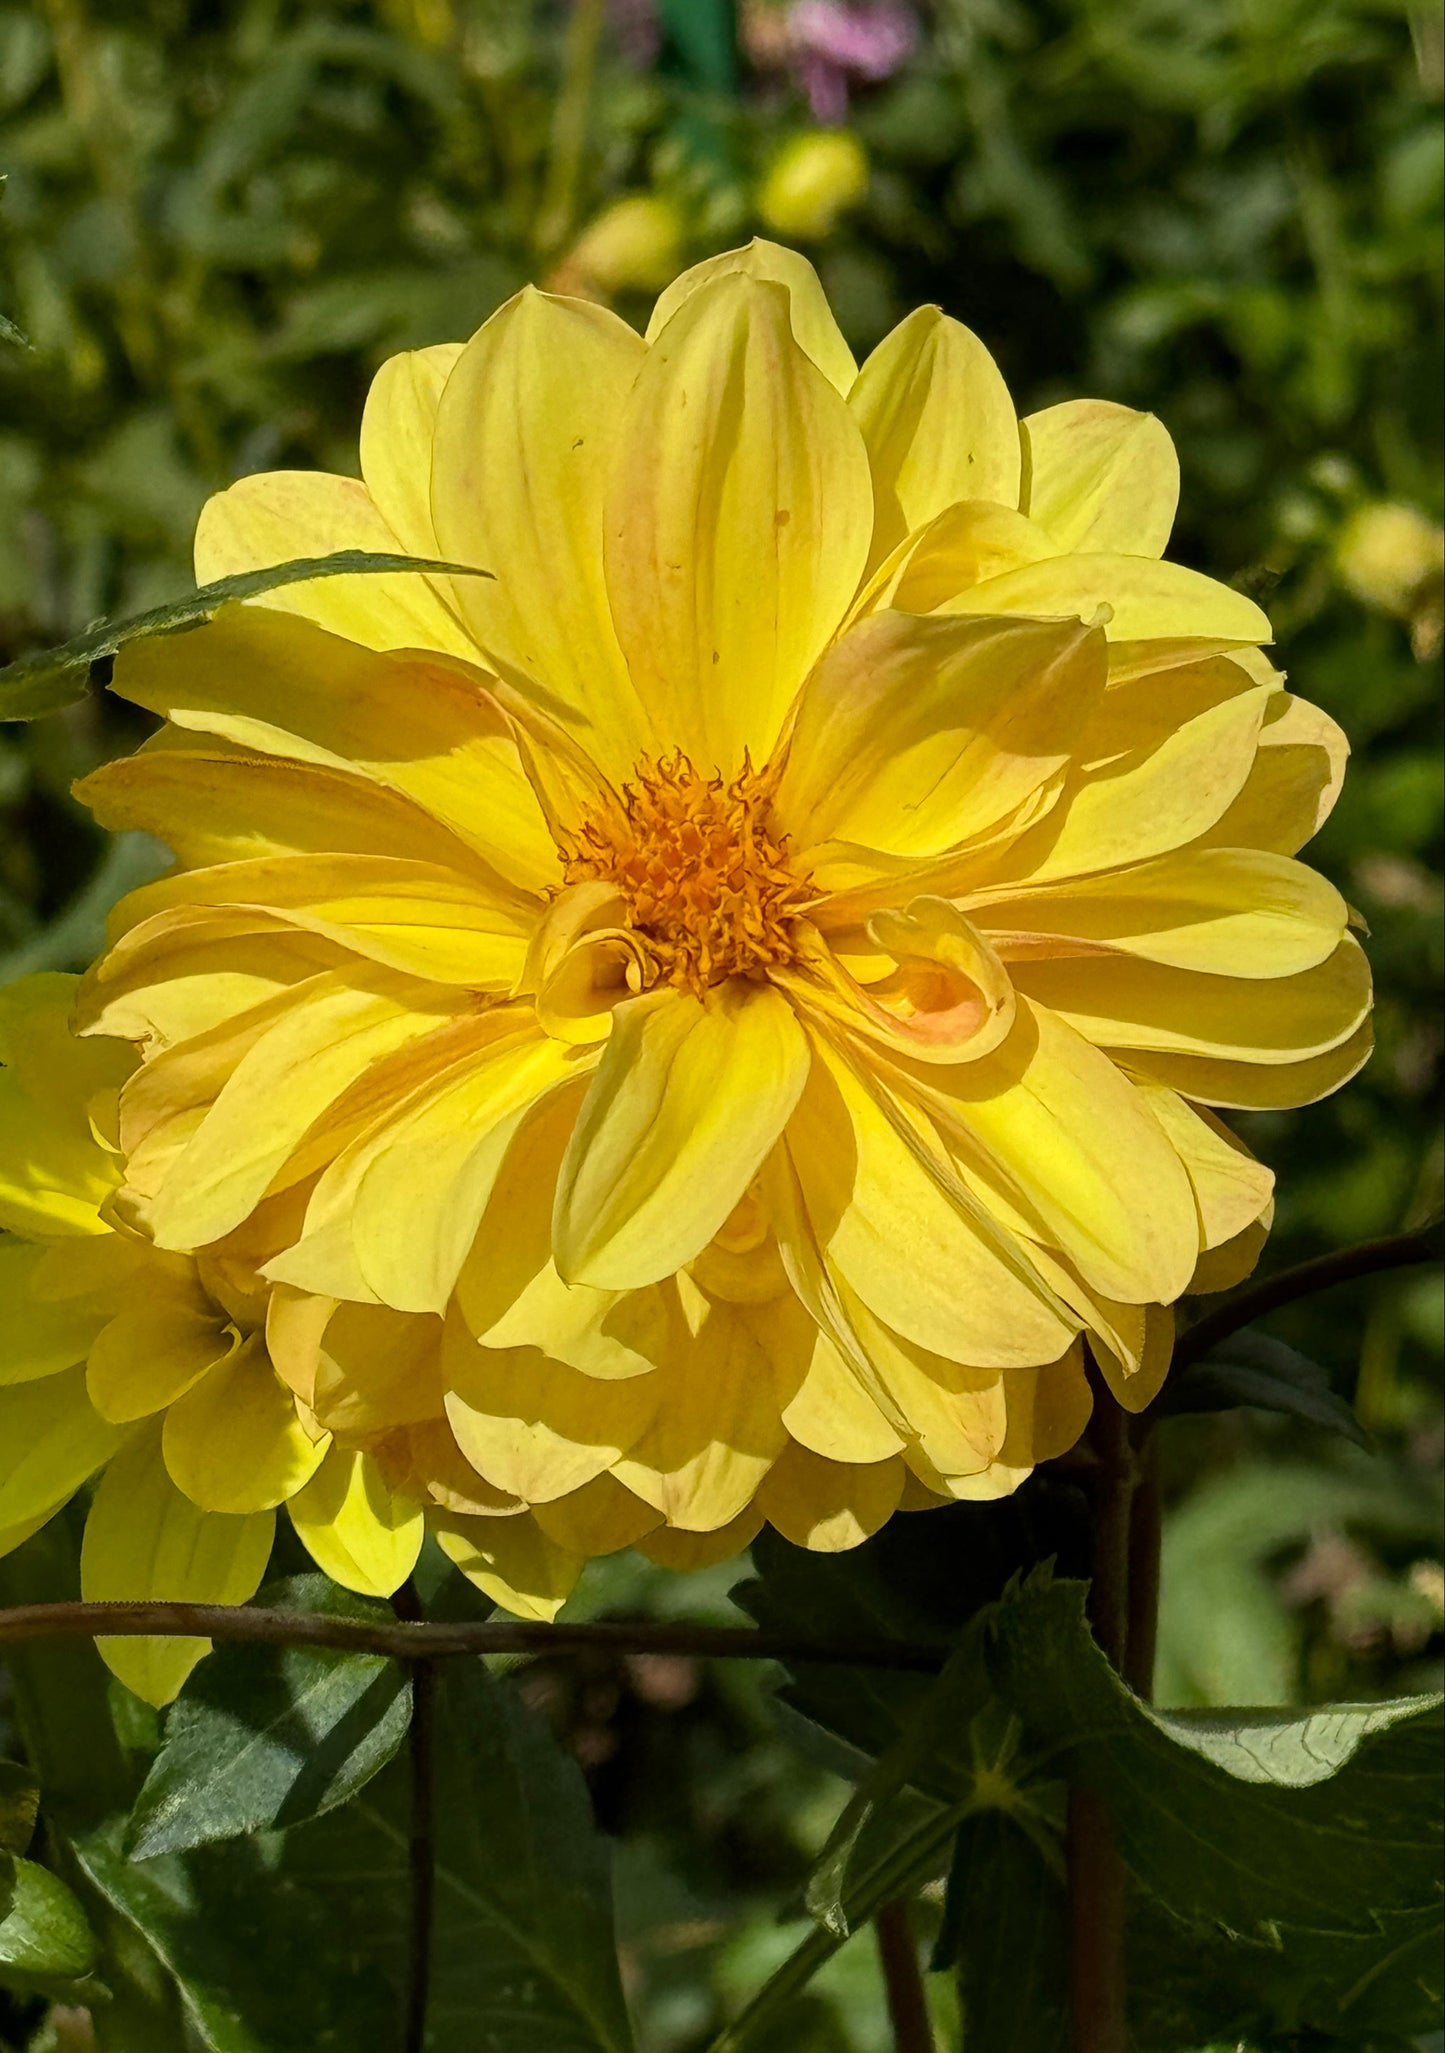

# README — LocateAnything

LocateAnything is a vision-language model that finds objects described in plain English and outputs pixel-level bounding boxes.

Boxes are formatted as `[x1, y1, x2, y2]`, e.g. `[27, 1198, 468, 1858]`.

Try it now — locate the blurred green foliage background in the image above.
[1, 2, 1442, 2045]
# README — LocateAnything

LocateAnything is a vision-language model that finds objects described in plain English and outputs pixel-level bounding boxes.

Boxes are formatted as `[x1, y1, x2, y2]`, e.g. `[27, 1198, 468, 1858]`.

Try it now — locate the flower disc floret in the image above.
[563, 753, 814, 993]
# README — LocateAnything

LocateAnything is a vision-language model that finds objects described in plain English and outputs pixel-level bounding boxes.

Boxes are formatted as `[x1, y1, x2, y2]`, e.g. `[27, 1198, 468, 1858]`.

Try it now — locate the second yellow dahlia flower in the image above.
[70, 242, 1368, 1573]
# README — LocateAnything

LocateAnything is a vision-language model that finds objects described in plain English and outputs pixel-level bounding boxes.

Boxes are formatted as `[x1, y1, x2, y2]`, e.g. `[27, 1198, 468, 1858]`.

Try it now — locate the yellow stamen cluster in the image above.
[564, 753, 813, 993]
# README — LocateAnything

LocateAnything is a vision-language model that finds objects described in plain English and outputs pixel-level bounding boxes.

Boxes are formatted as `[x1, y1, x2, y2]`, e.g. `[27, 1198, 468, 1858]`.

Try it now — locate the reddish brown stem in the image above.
[875, 1899, 935, 2053]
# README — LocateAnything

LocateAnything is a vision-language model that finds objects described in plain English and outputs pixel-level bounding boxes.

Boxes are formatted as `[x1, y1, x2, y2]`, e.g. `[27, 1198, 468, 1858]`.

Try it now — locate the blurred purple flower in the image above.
[608, 0, 661, 68]
[788, 2, 918, 121]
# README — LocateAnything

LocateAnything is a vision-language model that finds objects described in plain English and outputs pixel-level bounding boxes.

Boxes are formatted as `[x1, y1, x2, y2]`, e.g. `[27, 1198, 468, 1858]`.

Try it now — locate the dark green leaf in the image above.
[0, 1852, 99, 1994]
[0, 550, 494, 719]
[945, 1811, 1068, 2050]
[74, 1658, 635, 2052]
[126, 1578, 412, 1859]
[988, 1576, 1445, 1942]
[1160, 1329, 1371, 1445]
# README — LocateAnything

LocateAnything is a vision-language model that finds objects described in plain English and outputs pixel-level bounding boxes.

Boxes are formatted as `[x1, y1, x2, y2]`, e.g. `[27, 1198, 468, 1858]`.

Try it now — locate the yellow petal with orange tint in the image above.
[430, 289, 651, 771]
[605, 272, 872, 772]
[850, 306, 1020, 570]
[555, 982, 811, 1290]
[646, 237, 858, 394]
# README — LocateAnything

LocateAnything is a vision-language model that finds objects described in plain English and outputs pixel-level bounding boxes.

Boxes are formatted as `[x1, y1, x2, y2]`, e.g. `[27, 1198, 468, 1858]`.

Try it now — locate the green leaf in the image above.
[0, 550, 493, 720]
[126, 1577, 412, 1859]
[988, 1576, 1445, 1943]
[944, 1811, 1068, 2051]
[0, 1766, 39, 1858]
[73, 1659, 636, 2052]
[0, 1853, 99, 1995]
[1160, 1329, 1370, 1446]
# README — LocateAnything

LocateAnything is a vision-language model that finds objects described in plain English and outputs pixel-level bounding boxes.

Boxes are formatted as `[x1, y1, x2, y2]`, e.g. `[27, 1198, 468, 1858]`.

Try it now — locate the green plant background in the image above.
[1, 2, 1441, 2047]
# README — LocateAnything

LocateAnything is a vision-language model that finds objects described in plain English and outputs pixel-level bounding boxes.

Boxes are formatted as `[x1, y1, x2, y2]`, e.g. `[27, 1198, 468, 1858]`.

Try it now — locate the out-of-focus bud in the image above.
[1336, 501, 1445, 658]
[758, 128, 869, 242]
[554, 195, 684, 299]
[377, 0, 455, 48]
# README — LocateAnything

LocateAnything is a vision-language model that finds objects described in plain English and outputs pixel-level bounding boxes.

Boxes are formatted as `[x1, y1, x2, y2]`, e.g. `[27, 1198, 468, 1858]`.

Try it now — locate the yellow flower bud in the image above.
[1335, 501, 1445, 620]
[758, 130, 869, 242]
[564, 195, 685, 296]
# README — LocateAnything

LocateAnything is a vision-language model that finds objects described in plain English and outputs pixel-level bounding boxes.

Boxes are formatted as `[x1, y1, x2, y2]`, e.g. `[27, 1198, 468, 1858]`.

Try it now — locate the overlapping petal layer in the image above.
[7, 241, 1364, 1610]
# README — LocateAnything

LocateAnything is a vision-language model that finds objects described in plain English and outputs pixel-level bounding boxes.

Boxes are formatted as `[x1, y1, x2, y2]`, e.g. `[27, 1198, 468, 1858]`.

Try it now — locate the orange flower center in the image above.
[563, 754, 813, 994]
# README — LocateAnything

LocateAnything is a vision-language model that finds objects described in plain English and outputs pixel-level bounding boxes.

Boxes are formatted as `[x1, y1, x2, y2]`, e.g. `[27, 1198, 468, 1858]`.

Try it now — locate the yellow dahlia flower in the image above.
[71, 242, 1368, 1581]
[0, 975, 435, 1702]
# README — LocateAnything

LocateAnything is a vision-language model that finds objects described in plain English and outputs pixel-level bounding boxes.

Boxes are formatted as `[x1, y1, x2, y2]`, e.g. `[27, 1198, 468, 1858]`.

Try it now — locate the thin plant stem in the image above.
[0, 1601, 947, 1672]
[1174, 1218, 1442, 1369]
[1124, 1426, 1162, 1702]
[875, 1899, 934, 2053]
[404, 1659, 437, 2053]
[535, 0, 606, 253]
[391, 1582, 436, 2053]
[1067, 1374, 1135, 2053]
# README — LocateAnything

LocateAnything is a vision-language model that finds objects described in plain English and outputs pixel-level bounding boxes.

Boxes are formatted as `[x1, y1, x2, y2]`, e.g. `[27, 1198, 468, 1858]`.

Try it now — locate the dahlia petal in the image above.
[637, 1509, 763, 1569]
[112, 854, 531, 989]
[837, 1286, 1011, 1477]
[1020, 400, 1179, 556]
[975, 847, 1349, 979]
[0, 1244, 109, 1385]
[852, 500, 1056, 620]
[162, 1335, 328, 1514]
[429, 289, 652, 771]
[768, 1306, 904, 1463]
[850, 306, 1021, 570]
[775, 610, 1106, 860]
[358, 342, 462, 557]
[307, 1302, 445, 1435]
[0, 1366, 124, 1529]
[432, 1510, 582, 1622]
[943, 552, 1272, 645]
[531, 1474, 661, 1555]
[442, 1328, 659, 1503]
[952, 1343, 1093, 1491]
[278, 1016, 582, 1314]
[1088, 1305, 1175, 1414]
[1128, 1082, 1274, 1251]
[914, 998, 1200, 1305]
[1188, 1211, 1272, 1293]
[611, 1302, 787, 1531]
[757, 1445, 904, 1552]
[1014, 934, 1371, 1065]
[142, 969, 466, 1252]
[79, 736, 491, 873]
[646, 238, 858, 394]
[86, 1283, 235, 1424]
[555, 982, 811, 1290]
[81, 1420, 274, 1707]
[1121, 1021, 1373, 1111]
[81, 908, 346, 1056]
[786, 1046, 1078, 1368]
[783, 904, 1015, 1067]
[1196, 694, 1350, 855]
[111, 608, 556, 892]
[286, 1446, 424, 1599]
[604, 272, 873, 773]
[194, 469, 472, 657]
[987, 679, 1274, 883]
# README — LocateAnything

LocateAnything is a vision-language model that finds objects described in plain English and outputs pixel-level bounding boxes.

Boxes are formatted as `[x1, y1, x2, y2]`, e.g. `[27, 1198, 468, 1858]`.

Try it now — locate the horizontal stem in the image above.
[1174, 1217, 1442, 1370]
[0, 1600, 947, 1672]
